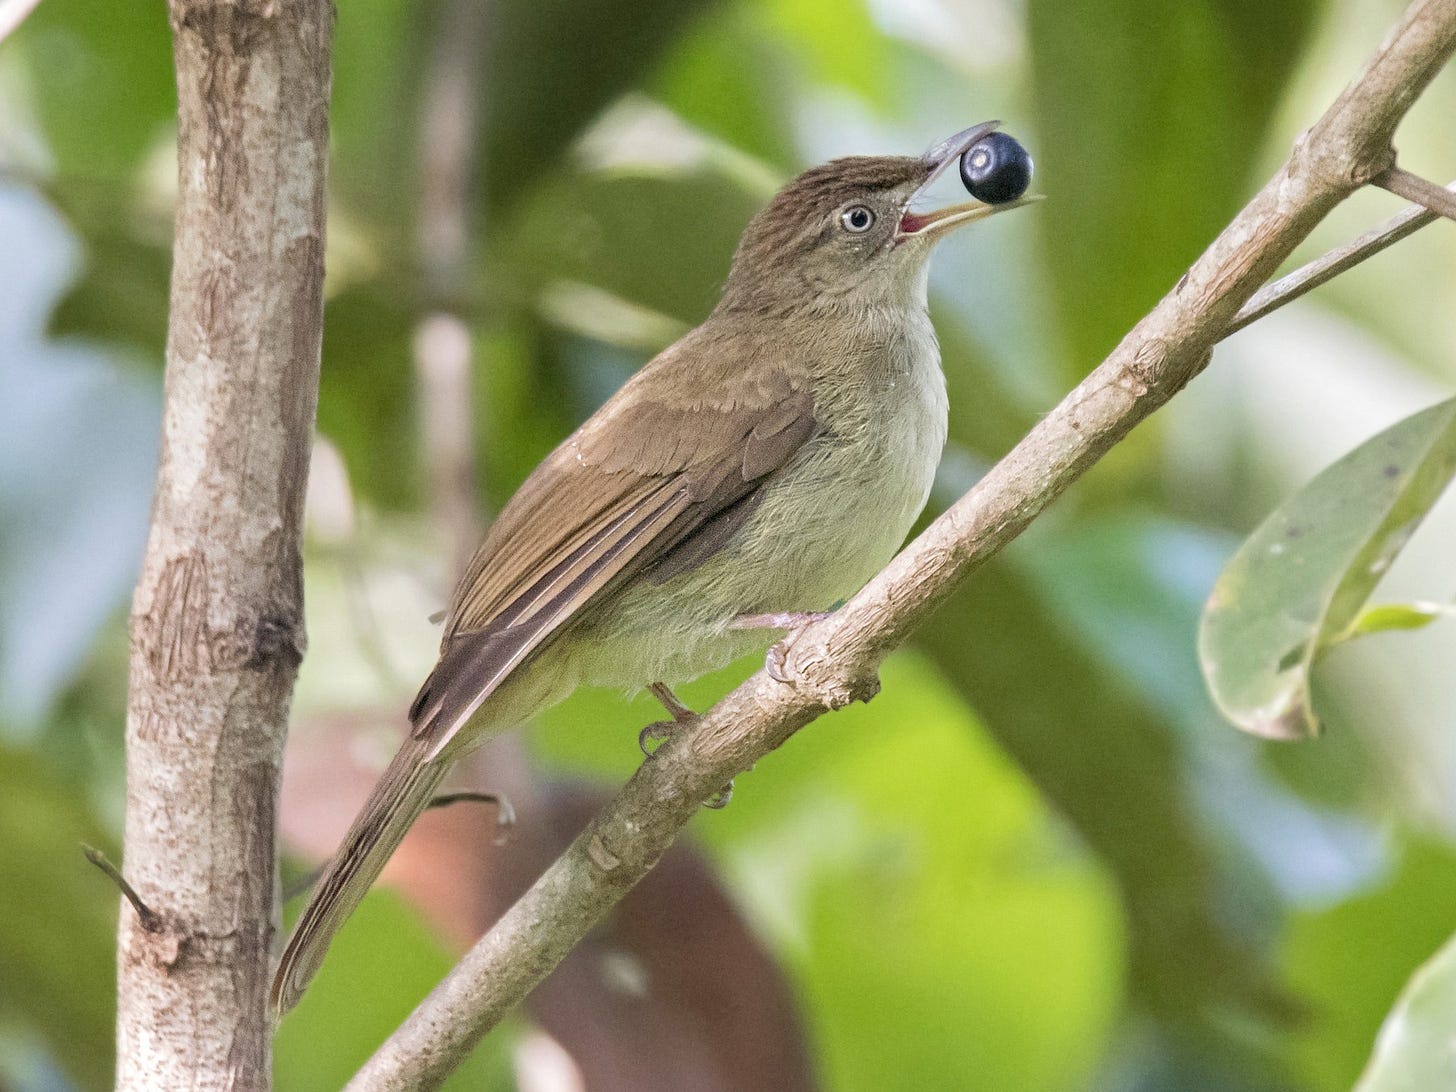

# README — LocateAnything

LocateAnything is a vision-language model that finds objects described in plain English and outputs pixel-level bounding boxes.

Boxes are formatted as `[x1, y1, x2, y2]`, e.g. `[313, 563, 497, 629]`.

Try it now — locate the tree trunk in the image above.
[115, 2, 331, 1088]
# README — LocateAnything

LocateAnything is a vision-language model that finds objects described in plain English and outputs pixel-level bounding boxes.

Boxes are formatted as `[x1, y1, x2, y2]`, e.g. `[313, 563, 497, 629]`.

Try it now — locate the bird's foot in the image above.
[640, 682, 732, 809]
[730, 609, 834, 632]
[639, 681, 698, 756]
[730, 610, 834, 685]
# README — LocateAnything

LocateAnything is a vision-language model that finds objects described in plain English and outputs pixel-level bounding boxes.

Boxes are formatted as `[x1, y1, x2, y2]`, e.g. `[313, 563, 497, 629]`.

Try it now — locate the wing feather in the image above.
[407, 375, 816, 755]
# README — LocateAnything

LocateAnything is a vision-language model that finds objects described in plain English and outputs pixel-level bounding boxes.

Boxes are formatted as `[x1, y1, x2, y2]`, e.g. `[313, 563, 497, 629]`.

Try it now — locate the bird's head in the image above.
[718, 122, 1034, 316]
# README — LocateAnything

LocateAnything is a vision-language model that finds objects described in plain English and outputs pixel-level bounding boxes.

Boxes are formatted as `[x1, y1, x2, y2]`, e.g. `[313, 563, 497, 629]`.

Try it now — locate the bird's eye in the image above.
[839, 205, 876, 233]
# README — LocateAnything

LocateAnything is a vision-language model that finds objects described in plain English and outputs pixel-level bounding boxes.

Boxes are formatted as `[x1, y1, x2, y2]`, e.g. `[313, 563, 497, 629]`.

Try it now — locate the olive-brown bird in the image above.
[271, 121, 1034, 1013]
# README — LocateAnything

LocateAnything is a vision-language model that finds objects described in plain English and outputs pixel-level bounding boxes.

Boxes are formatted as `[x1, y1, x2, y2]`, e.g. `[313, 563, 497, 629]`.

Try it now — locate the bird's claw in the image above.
[637, 685, 734, 808]
[638, 719, 681, 758]
[766, 639, 796, 684]
[730, 609, 833, 686]
[637, 717, 735, 809]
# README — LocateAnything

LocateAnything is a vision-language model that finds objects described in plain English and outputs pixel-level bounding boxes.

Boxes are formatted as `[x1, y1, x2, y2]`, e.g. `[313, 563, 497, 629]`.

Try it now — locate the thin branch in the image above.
[1225, 180, 1454, 336]
[1375, 164, 1456, 221]
[348, 2, 1456, 1088]
[426, 790, 517, 830]
[84, 846, 163, 933]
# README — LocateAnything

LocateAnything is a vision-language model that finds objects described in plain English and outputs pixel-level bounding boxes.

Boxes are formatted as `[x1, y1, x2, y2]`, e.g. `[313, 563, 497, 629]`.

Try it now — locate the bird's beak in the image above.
[895, 120, 1039, 242]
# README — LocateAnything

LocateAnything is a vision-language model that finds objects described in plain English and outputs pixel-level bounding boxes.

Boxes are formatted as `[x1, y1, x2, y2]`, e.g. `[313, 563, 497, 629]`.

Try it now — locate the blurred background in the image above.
[2, 0, 1456, 1088]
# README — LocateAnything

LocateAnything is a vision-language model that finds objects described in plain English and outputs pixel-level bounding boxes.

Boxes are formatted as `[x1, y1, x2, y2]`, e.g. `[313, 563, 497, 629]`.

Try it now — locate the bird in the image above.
[271, 121, 1034, 1014]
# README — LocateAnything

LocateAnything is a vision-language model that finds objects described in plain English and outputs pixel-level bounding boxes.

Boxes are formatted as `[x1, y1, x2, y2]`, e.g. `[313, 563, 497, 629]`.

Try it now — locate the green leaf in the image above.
[1345, 602, 1447, 639]
[1282, 838, 1456, 1092]
[498, 166, 765, 325]
[1027, 0, 1319, 374]
[530, 653, 1124, 1090]
[1199, 397, 1456, 740]
[916, 551, 1293, 1070]
[17, 0, 174, 179]
[0, 747, 116, 1090]
[481, 0, 721, 212]
[1355, 925, 1456, 1092]
[274, 892, 514, 1091]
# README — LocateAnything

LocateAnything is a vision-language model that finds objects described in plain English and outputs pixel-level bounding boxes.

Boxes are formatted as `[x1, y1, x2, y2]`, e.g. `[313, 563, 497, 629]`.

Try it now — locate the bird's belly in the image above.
[568, 357, 948, 689]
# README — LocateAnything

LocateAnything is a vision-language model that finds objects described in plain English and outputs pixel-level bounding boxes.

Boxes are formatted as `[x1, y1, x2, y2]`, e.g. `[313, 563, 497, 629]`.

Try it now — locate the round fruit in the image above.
[960, 132, 1033, 205]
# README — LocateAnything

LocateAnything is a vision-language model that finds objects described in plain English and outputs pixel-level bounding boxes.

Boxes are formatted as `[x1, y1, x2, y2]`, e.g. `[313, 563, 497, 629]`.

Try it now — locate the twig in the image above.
[1375, 165, 1456, 222]
[426, 790, 517, 830]
[1225, 180, 1453, 336]
[84, 845, 164, 934]
[348, 2, 1456, 1088]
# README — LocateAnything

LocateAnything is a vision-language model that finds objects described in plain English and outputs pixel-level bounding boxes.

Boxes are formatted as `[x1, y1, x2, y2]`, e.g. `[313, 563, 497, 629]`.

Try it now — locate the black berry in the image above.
[959, 132, 1033, 205]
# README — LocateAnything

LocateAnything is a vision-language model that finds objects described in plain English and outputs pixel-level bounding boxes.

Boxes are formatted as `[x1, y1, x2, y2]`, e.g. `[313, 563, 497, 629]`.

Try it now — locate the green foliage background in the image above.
[1, 0, 1455, 1088]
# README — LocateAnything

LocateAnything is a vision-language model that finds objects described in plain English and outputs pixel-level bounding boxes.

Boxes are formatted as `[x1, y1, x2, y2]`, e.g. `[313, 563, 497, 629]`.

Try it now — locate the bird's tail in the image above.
[270, 736, 449, 1015]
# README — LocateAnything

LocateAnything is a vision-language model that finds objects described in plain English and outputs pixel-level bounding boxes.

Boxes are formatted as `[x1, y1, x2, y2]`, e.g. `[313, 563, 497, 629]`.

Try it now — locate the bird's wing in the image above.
[407, 363, 816, 755]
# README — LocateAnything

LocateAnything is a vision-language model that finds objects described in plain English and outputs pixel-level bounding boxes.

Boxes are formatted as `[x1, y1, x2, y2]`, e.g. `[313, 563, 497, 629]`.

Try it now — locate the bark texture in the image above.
[116, 2, 331, 1088]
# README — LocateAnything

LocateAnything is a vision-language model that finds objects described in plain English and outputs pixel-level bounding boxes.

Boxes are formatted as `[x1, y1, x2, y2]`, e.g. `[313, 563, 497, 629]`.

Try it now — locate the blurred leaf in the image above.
[650, 5, 798, 167]
[916, 552, 1291, 1069]
[1355, 925, 1456, 1092]
[1025, 513, 1389, 897]
[535, 653, 1125, 1091]
[17, 0, 174, 179]
[0, 189, 160, 730]
[328, 0, 427, 229]
[315, 285, 422, 511]
[1345, 602, 1446, 639]
[44, 214, 171, 356]
[1283, 838, 1456, 1092]
[498, 166, 762, 325]
[482, 0, 723, 211]
[1199, 397, 1456, 740]
[779, 655, 1122, 1092]
[1027, 0, 1320, 372]
[274, 892, 514, 1091]
[0, 746, 115, 1090]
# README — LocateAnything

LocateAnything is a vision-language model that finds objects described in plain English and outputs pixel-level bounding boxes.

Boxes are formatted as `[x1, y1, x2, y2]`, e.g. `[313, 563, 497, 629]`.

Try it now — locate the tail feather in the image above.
[271, 738, 449, 1015]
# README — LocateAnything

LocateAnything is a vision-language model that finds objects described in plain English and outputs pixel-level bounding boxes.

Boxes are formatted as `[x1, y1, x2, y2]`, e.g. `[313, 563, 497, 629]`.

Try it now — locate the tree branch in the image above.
[117, 1, 331, 1088]
[348, 1, 1456, 1087]
[1225, 179, 1454, 337]
[1375, 164, 1456, 221]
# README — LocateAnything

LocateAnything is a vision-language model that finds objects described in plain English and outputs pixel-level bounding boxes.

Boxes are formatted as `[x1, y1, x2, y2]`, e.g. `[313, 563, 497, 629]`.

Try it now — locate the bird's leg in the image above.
[730, 610, 835, 684]
[639, 682, 732, 809]
[649, 681, 697, 724]
[730, 610, 834, 631]
[639, 681, 696, 755]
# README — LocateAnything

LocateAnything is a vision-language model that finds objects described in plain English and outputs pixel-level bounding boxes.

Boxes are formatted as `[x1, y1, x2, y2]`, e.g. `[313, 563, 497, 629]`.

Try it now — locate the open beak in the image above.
[895, 120, 1039, 242]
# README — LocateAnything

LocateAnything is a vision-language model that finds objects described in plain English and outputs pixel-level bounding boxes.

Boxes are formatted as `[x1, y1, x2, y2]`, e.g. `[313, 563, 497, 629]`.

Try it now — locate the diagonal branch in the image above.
[1375, 164, 1456, 221]
[1226, 179, 1454, 337]
[348, 1, 1456, 1088]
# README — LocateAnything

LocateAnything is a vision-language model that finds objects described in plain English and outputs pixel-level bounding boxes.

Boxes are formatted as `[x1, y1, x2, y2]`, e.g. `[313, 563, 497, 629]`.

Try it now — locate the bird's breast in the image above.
[713, 310, 948, 610]
[564, 312, 949, 689]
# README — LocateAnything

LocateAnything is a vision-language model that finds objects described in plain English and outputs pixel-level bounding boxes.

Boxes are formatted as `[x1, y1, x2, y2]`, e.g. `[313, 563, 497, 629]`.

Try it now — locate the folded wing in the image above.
[408, 371, 816, 756]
